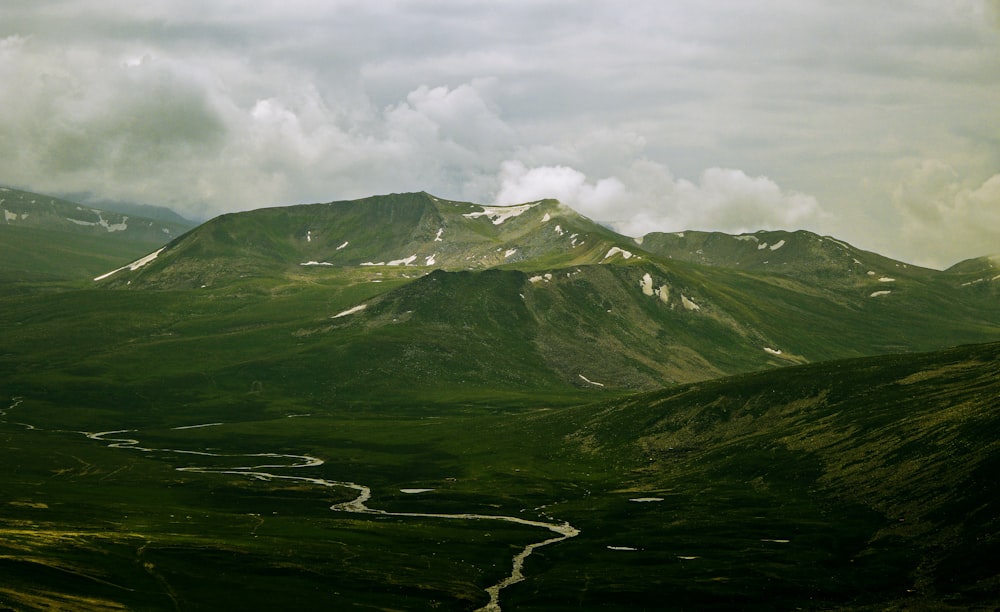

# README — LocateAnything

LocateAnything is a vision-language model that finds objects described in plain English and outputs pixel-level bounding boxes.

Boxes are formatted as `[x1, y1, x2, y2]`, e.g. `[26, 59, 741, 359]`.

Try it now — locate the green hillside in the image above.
[1, 186, 194, 282]
[2, 334, 997, 609]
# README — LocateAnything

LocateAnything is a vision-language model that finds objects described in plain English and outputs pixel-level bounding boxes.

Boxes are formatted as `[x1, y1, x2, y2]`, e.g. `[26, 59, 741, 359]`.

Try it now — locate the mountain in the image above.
[78, 192, 1000, 392]
[93, 191, 634, 289]
[0, 186, 195, 281]
[2, 189, 999, 609]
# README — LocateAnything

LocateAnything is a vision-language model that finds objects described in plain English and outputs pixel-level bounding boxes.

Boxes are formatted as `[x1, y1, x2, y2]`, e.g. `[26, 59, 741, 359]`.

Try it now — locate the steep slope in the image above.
[526, 340, 1000, 609]
[95, 192, 637, 289]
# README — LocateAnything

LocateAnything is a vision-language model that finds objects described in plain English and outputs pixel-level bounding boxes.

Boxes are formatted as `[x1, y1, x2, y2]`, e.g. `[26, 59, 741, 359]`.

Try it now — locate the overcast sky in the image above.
[2, 1, 998, 267]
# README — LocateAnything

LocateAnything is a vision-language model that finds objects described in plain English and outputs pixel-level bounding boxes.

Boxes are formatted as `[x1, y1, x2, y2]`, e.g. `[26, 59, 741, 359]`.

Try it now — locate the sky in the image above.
[2, 1, 999, 268]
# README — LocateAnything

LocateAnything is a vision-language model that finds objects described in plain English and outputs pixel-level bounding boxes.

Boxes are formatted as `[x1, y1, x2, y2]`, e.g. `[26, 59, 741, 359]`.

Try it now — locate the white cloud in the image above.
[893, 161, 1000, 267]
[494, 159, 829, 238]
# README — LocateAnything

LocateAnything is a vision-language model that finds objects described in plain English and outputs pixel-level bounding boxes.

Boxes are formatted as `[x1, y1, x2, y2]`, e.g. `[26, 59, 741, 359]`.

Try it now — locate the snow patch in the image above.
[94, 247, 166, 281]
[306, 230, 312, 243]
[332, 304, 367, 318]
[3, 209, 16, 222]
[504, 248, 518, 259]
[878, 277, 895, 282]
[769, 240, 786, 251]
[434, 228, 444, 242]
[629, 497, 664, 503]
[681, 295, 701, 311]
[541, 212, 551, 223]
[400, 488, 434, 494]
[300, 261, 334, 266]
[869, 290, 892, 298]
[530, 273, 554, 284]
[336, 241, 349, 250]
[607, 546, 638, 551]
[68, 212, 129, 232]
[463, 203, 535, 224]
[388, 255, 418, 266]
[758, 242, 768, 250]
[736, 234, 759, 242]
[578, 374, 605, 387]
[764, 347, 782, 356]
[639, 273, 654, 296]
[675, 232, 685, 238]
[425, 254, 437, 266]
[656, 286, 670, 303]
[603, 247, 634, 261]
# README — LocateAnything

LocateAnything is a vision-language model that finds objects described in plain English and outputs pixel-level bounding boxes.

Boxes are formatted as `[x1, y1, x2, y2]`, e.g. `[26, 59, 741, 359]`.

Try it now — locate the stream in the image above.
[78, 424, 580, 612]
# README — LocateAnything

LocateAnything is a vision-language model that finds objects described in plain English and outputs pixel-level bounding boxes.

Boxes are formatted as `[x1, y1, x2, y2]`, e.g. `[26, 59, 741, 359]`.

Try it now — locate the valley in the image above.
[1, 189, 999, 610]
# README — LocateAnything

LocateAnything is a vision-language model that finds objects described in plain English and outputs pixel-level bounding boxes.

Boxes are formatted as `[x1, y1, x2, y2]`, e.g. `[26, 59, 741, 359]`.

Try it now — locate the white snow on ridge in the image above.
[735, 234, 759, 242]
[769, 240, 786, 251]
[93, 247, 166, 281]
[387, 254, 418, 266]
[603, 247, 634, 261]
[362, 254, 418, 266]
[579, 374, 605, 387]
[332, 304, 367, 318]
[463, 203, 536, 224]
[300, 261, 333, 266]
[67, 213, 129, 232]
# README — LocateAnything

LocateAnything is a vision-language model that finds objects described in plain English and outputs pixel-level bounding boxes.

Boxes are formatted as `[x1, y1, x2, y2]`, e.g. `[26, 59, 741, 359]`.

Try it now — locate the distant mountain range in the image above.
[64, 190, 999, 391]
[0, 185, 196, 281]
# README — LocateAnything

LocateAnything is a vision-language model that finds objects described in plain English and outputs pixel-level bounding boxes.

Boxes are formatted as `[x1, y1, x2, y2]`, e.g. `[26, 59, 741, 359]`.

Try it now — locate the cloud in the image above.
[1, 2, 997, 265]
[893, 161, 1000, 267]
[493, 161, 626, 212]
[493, 158, 830, 237]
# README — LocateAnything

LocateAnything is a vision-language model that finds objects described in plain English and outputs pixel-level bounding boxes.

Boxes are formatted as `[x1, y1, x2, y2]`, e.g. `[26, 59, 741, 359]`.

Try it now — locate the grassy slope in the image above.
[2, 332, 998, 609]
[0, 225, 158, 283]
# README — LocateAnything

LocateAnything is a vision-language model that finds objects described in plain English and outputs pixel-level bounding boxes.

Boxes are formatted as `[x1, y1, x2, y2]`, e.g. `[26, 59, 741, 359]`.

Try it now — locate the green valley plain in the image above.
[2, 188, 999, 610]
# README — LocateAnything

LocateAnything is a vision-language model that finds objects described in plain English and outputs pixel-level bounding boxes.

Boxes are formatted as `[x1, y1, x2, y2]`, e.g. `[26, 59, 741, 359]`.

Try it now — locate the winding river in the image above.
[71, 419, 580, 611]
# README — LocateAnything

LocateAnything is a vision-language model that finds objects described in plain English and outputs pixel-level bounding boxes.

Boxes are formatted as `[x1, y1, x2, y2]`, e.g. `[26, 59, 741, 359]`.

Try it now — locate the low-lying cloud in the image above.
[494, 159, 829, 238]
